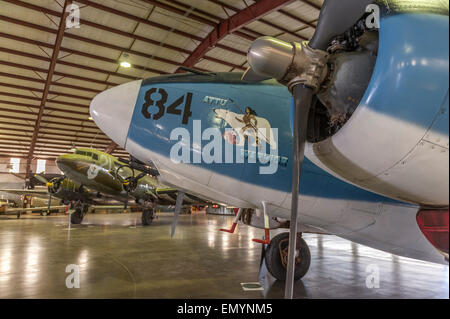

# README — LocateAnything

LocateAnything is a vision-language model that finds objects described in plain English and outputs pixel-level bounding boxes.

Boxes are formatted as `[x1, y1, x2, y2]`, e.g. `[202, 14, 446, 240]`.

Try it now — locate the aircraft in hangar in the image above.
[2, 175, 99, 218]
[89, 0, 449, 298]
[55, 148, 207, 224]
[3, 148, 206, 224]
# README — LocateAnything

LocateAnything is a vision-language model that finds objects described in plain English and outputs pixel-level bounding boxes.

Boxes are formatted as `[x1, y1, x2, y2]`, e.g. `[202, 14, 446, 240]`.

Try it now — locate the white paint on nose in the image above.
[90, 79, 142, 148]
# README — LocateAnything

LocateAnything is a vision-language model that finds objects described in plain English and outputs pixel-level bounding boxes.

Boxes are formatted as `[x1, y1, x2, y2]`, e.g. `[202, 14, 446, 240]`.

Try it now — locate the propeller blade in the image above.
[241, 67, 271, 82]
[34, 174, 48, 184]
[285, 84, 313, 299]
[47, 193, 52, 212]
[135, 172, 147, 181]
[170, 191, 185, 238]
[309, 0, 374, 50]
[124, 197, 128, 210]
[57, 175, 66, 183]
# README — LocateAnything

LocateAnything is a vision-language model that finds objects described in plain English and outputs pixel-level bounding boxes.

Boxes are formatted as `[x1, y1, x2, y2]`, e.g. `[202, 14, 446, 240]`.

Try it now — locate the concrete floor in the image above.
[0, 211, 448, 299]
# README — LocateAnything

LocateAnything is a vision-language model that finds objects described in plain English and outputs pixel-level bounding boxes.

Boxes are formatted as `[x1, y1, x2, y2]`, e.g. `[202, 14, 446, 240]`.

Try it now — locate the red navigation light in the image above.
[416, 209, 449, 254]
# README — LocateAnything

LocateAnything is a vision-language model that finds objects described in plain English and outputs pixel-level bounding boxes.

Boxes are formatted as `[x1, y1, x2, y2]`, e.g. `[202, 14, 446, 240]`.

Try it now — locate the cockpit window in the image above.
[75, 150, 98, 160]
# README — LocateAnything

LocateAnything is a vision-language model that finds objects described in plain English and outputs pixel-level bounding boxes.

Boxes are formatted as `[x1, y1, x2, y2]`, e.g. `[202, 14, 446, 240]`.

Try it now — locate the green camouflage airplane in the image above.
[55, 148, 207, 225]
[3, 148, 206, 224]
[2, 177, 107, 218]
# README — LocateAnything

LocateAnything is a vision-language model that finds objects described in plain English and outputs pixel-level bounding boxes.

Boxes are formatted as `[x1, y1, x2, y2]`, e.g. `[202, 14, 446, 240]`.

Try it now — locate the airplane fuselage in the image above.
[90, 12, 449, 264]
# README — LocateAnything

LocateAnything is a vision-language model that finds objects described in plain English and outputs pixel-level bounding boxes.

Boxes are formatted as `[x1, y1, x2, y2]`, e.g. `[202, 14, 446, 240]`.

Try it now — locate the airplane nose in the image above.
[56, 154, 76, 173]
[90, 80, 143, 148]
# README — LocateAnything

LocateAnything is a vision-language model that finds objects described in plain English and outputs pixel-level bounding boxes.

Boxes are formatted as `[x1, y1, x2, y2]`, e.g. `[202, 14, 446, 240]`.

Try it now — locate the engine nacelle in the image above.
[240, 208, 285, 230]
[307, 12, 449, 207]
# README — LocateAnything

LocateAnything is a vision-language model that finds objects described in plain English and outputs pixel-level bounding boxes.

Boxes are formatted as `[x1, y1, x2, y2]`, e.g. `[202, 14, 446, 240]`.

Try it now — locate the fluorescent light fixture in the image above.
[120, 61, 131, 68]
[88, 116, 93, 120]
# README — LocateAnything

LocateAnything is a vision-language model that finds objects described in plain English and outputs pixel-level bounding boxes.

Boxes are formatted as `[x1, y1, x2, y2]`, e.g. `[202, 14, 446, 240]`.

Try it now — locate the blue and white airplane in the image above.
[90, 0, 448, 291]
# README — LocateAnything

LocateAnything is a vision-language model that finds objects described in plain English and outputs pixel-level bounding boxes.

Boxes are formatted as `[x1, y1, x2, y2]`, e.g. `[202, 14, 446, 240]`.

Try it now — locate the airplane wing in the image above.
[2, 205, 66, 215]
[1, 188, 49, 197]
[155, 188, 208, 205]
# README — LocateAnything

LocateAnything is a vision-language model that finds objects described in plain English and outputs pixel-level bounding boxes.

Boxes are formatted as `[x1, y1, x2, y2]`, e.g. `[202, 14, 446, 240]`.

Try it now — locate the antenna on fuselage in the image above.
[89, 132, 98, 149]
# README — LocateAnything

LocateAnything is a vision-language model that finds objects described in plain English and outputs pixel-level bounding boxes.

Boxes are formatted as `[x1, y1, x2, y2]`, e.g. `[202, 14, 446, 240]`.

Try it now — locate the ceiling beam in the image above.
[0, 133, 112, 148]
[300, 0, 322, 11]
[209, 0, 317, 32]
[0, 141, 128, 155]
[0, 37, 164, 78]
[0, 113, 100, 133]
[0, 31, 159, 78]
[207, 0, 307, 40]
[27, 0, 82, 172]
[0, 125, 111, 142]
[0, 107, 94, 125]
[0, 59, 117, 87]
[140, 0, 261, 42]
[0, 99, 89, 116]
[0, 91, 89, 109]
[0, 71, 102, 94]
[72, 0, 249, 57]
[0, 81, 93, 101]
[3, 0, 247, 67]
[180, 0, 295, 70]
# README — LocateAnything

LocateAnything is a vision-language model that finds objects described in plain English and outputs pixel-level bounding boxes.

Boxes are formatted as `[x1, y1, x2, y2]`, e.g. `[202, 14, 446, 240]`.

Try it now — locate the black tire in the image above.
[141, 208, 154, 226]
[265, 232, 310, 281]
[71, 208, 85, 224]
[41, 210, 49, 216]
[181, 207, 191, 215]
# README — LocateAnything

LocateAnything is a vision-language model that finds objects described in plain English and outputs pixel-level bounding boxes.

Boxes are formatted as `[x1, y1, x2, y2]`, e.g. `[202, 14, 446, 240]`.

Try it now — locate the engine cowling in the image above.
[306, 12, 449, 207]
[245, 4, 448, 207]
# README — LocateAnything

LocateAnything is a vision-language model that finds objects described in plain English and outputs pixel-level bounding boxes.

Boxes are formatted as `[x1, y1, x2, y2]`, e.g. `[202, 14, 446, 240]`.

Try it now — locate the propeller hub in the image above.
[247, 37, 329, 93]
[247, 36, 294, 80]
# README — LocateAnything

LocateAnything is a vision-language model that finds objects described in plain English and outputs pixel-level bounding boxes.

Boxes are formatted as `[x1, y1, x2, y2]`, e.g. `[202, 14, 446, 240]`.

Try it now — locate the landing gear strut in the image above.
[265, 232, 310, 281]
[71, 203, 88, 224]
[141, 208, 155, 226]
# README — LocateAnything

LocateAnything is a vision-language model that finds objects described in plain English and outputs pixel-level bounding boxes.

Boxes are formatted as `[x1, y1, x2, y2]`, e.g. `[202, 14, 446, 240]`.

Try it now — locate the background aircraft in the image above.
[56, 148, 208, 224]
[90, 0, 449, 299]
[2, 175, 104, 218]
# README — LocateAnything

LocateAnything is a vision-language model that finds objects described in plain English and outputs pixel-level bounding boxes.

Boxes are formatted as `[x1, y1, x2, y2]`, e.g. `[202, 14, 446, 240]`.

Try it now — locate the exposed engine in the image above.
[244, 3, 449, 206]
[310, 22, 379, 142]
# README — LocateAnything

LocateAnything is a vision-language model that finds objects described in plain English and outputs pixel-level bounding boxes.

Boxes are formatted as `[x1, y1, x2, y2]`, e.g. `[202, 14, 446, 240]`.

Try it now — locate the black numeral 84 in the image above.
[141, 88, 193, 125]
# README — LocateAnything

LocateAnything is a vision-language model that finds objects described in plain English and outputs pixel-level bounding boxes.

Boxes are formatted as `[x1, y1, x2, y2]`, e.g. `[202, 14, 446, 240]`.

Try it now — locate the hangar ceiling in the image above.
[0, 0, 323, 173]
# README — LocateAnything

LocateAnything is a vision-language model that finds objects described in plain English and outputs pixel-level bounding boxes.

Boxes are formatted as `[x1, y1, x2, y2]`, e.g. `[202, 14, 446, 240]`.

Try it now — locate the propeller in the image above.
[33, 174, 48, 185]
[170, 191, 185, 238]
[45, 175, 66, 214]
[243, 0, 373, 299]
[46, 176, 66, 195]
[116, 164, 148, 210]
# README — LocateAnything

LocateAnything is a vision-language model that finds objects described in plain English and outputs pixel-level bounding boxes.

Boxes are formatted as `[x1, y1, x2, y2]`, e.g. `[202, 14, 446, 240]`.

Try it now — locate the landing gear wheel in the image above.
[181, 207, 191, 215]
[141, 208, 154, 226]
[265, 232, 310, 281]
[71, 206, 87, 224]
[41, 210, 49, 216]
